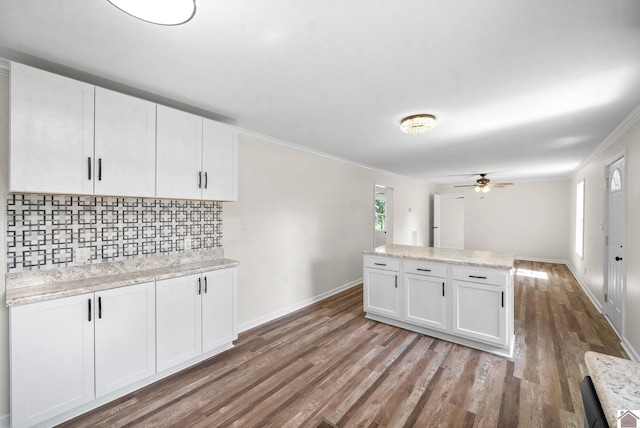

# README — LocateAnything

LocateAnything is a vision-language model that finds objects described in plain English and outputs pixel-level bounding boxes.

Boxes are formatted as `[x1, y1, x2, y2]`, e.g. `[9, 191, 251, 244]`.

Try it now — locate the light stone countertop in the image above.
[6, 249, 239, 307]
[363, 244, 516, 270]
[585, 351, 640, 428]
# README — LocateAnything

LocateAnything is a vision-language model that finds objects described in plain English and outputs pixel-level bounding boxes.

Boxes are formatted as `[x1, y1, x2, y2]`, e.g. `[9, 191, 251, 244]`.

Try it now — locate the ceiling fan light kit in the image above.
[107, 0, 197, 25]
[400, 114, 437, 134]
[455, 173, 513, 192]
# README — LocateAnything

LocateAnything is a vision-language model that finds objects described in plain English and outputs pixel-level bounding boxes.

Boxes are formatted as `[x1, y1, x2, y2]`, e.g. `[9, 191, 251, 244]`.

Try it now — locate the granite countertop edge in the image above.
[585, 351, 640, 428]
[6, 253, 239, 307]
[362, 244, 516, 270]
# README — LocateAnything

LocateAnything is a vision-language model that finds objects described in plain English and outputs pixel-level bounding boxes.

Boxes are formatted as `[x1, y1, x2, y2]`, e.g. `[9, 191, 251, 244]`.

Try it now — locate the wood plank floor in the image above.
[58, 261, 627, 428]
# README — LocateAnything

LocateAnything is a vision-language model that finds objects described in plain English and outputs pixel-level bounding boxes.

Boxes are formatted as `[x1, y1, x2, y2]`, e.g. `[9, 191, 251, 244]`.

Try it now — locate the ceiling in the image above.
[1, 0, 640, 186]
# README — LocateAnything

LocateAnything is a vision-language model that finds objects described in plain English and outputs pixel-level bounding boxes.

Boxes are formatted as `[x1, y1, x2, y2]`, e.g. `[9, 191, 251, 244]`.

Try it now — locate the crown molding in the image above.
[238, 128, 431, 186]
[579, 102, 640, 168]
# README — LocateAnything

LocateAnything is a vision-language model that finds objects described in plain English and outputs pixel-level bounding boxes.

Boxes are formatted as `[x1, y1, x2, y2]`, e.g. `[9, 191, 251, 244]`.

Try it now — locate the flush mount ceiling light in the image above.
[400, 114, 437, 134]
[107, 0, 197, 25]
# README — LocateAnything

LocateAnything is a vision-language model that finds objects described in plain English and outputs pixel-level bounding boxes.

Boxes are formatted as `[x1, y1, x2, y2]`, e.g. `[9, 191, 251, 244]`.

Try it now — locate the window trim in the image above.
[575, 179, 585, 259]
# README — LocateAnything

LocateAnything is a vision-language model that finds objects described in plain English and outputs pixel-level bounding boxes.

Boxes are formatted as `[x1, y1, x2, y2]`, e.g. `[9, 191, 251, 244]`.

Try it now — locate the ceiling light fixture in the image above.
[400, 114, 437, 134]
[107, 0, 197, 26]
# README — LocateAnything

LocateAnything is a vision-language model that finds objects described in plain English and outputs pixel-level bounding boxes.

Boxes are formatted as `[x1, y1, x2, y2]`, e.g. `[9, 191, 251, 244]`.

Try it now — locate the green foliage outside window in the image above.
[375, 199, 386, 230]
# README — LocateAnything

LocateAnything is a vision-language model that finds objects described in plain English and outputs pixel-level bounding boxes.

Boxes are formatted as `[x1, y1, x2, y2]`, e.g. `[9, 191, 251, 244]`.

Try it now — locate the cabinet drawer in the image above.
[364, 256, 400, 271]
[404, 261, 447, 278]
[453, 267, 507, 286]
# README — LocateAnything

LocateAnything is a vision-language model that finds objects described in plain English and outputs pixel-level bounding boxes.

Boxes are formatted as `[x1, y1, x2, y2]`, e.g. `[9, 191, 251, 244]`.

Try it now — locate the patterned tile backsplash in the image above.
[6, 194, 223, 273]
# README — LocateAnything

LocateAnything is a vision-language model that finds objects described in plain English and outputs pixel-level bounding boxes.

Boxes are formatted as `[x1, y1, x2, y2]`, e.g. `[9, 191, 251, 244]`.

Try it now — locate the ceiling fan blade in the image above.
[487, 182, 513, 187]
[453, 185, 477, 188]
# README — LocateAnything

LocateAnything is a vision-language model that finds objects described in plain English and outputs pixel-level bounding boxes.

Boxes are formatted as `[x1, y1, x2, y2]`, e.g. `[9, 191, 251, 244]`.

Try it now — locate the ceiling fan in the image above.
[453, 173, 513, 193]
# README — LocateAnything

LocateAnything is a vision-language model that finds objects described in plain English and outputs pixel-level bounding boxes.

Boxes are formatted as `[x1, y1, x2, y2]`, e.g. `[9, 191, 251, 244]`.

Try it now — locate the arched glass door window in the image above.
[610, 168, 622, 192]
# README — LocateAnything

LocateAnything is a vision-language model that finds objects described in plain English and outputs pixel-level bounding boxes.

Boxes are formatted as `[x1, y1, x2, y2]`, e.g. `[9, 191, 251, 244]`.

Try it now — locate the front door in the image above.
[605, 156, 625, 334]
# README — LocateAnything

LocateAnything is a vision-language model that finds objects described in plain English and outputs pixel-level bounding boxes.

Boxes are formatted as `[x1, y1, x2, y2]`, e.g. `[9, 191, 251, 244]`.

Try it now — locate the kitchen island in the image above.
[363, 244, 516, 357]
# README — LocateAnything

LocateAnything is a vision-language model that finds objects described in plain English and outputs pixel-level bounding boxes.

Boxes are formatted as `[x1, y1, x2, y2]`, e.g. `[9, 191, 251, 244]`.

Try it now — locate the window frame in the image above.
[575, 179, 585, 259]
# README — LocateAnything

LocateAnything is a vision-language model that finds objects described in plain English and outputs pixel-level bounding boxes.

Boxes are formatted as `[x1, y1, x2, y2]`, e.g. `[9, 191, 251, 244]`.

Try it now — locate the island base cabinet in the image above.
[404, 274, 447, 332]
[451, 280, 508, 347]
[363, 269, 401, 320]
[10, 294, 95, 428]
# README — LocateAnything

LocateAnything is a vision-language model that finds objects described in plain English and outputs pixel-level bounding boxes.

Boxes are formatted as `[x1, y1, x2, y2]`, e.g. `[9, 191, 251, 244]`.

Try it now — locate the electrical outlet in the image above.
[76, 247, 91, 263]
[184, 238, 192, 251]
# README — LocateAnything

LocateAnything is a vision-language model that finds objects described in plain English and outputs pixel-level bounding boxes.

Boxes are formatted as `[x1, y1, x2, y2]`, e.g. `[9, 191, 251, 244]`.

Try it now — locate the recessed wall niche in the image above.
[6, 194, 223, 273]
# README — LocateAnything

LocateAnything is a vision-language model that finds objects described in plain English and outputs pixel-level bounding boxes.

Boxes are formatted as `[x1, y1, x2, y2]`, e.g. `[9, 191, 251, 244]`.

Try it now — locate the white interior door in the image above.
[374, 185, 393, 246]
[605, 156, 625, 334]
[434, 194, 464, 249]
[433, 194, 441, 247]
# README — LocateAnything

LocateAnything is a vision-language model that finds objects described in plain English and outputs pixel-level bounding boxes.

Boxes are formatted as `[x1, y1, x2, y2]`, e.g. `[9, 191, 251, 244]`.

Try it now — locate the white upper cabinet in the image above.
[94, 88, 156, 197]
[202, 118, 238, 201]
[156, 105, 204, 200]
[157, 105, 238, 201]
[11, 62, 237, 200]
[10, 62, 95, 194]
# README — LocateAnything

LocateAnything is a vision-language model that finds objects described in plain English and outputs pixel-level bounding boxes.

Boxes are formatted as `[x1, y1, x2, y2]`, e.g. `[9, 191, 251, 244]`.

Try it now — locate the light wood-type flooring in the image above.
[59, 261, 627, 428]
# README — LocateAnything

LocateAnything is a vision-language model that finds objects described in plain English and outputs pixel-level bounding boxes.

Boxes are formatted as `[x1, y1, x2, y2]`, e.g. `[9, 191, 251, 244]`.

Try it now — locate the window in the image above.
[375, 198, 386, 230]
[575, 180, 584, 258]
[610, 168, 622, 192]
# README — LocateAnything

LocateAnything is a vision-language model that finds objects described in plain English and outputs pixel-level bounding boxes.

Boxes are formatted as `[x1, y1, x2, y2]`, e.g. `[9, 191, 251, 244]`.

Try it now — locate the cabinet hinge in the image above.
[605, 236, 608, 245]
[604, 293, 608, 303]
[605, 178, 609, 188]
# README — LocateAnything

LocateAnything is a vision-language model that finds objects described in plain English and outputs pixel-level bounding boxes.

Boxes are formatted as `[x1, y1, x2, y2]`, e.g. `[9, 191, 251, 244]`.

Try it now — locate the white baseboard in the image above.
[516, 256, 567, 264]
[238, 278, 362, 333]
[565, 262, 603, 313]
[622, 338, 640, 362]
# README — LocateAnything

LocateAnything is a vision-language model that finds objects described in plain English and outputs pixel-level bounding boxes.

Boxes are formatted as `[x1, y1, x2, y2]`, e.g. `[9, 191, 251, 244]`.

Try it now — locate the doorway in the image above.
[604, 156, 626, 335]
[374, 185, 393, 247]
[433, 193, 465, 249]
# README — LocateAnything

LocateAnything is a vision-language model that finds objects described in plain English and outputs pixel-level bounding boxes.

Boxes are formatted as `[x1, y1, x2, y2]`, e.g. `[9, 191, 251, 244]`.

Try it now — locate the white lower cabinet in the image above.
[157, 268, 237, 372]
[404, 274, 447, 332]
[10, 282, 154, 428]
[363, 257, 401, 320]
[10, 268, 237, 427]
[451, 279, 508, 347]
[363, 256, 513, 356]
[94, 283, 156, 397]
[10, 294, 95, 428]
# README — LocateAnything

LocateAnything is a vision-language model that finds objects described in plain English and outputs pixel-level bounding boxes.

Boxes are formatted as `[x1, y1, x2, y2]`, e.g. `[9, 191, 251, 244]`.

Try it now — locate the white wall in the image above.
[434, 180, 570, 260]
[223, 133, 431, 328]
[568, 110, 640, 360]
[0, 73, 10, 417]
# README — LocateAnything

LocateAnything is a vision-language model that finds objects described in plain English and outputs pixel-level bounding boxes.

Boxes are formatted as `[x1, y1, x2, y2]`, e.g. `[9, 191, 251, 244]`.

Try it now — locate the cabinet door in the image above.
[202, 118, 238, 201]
[10, 62, 94, 195]
[94, 282, 156, 397]
[94, 87, 156, 197]
[452, 280, 507, 347]
[202, 268, 237, 353]
[156, 274, 203, 372]
[364, 268, 401, 319]
[10, 294, 94, 428]
[404, 274, 448, 331]
[156, 105, 203, 199]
